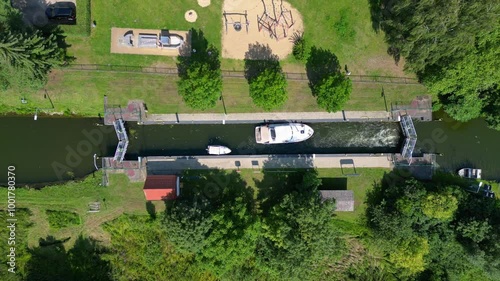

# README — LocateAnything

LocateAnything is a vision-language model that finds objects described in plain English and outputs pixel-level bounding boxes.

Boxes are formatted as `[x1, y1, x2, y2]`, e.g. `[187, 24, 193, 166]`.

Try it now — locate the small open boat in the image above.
[207, 145, 231, 155]
[458, 168, 482, 179]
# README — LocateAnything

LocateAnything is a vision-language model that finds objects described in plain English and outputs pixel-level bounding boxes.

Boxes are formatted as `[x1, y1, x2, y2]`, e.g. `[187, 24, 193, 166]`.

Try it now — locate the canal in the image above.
[0, 114, 499, 184]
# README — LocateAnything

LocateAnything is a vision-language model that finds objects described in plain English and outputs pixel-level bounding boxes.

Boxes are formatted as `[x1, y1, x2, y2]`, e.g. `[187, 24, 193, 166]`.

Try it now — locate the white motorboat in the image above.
[255, 123, 314, 144]
[207, 145, 231, 155]
[458, 168, 482, 179]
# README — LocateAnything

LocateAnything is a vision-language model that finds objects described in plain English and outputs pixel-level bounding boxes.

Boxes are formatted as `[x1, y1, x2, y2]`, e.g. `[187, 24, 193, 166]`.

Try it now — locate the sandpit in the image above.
[221, 0, 303, 60]
[198, 0, 210, 7]
[185, 10, 198, 22]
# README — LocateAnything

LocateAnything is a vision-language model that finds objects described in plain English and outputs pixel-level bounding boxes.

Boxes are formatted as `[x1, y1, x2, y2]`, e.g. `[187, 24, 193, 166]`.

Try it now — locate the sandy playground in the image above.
[221, 0, 303, 60]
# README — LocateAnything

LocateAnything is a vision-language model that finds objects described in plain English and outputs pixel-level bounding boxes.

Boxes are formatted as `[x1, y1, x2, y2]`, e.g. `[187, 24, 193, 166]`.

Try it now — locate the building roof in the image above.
[319, 190, 354, 212]
[143, 175, 179, 200]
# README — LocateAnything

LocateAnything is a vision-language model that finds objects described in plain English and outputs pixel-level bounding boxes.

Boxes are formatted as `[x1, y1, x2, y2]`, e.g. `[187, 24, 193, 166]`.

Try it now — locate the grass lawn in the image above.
[0, 172, 161, 247]
[64, 0, 407, 77]
[0, 70, 428, 116]
[66, 0, 223, 66]
[286, 0, 408, 77]
[1, 0, 429, 116]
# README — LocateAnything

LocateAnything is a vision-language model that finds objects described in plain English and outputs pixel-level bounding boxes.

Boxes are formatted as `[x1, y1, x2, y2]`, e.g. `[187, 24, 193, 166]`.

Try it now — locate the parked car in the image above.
[45, 2, 76, 24]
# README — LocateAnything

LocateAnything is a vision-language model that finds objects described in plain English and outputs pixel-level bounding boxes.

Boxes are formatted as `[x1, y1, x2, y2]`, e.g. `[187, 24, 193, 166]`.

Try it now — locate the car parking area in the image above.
[11, 0, 76, 27]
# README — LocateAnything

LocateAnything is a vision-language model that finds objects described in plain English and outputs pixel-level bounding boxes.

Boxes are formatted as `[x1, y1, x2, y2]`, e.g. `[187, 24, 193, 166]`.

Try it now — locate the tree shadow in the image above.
[146, 201, 157, 220]
[26, 235, 111, 281]
[254, 156, 316, 215]
[173, 167, 255, 214]
[177, 28, 220, 78]
[367, 0, 382, 32]
[243, 42, 280, 83]
[305, 46, 340, 96]
[387, 45, 400, 66]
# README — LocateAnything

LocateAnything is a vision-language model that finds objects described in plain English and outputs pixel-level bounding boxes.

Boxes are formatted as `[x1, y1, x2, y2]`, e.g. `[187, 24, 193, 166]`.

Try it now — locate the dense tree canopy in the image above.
[256, 170, 343, 280]
[376, 0, 499, 75]
[366, 171, 500, 280]
[374, 0, 500, 128]
[162, 170, 259, 278]
[428, 29, 499, 123]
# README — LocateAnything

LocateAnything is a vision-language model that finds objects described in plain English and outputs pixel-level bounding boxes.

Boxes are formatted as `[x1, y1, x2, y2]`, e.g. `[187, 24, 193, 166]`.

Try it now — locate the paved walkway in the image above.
[143, 111, 392, 125]
[146, 154, 393, 174]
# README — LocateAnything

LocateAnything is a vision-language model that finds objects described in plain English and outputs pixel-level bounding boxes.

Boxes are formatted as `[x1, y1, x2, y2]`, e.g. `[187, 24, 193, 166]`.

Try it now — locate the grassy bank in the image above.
[1, 0, 429, 116]
[0, 70, 428, 116]
[0, 167, 387, 248]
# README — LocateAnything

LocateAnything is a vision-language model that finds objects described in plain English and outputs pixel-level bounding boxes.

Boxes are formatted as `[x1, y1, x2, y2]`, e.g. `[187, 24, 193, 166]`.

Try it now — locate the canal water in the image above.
[414, 113, 500, 180]
[1, 114, 499, 184]
[0, 117, 401, 184]
[125, 122, 401, 157]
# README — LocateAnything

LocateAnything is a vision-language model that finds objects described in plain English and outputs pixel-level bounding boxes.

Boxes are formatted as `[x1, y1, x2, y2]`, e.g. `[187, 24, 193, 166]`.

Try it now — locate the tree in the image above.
[244, 43, 288, 111]
[104, 215, 199, 281]
[163, 170, 258, 278]
[373, 1, 500, 127]
[313, 74, 352, 112]
[306, 47, 351, 112]
[249, 68, 288, 111]
[427, 29, 500, 122]
[256, 170, 343, 280]
[0, 4, 67, 92]
[366, 172, 500, 279]
[421, 192, 458, 220]
[176, 44, 222, 110]
[177, 62, 222, 110]
[388, 237, 429, 276]
[291, 32, 307, 61]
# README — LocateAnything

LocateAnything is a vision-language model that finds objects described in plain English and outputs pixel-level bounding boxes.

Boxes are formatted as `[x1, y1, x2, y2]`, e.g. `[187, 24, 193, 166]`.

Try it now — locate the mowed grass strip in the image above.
[0, 70, 428, 116]
[287, 0, 409, 77]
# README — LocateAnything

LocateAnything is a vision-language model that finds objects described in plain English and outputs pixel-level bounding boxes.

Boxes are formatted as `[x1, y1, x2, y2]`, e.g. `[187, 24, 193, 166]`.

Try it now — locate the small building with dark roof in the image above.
[143, 175, 180, 200]
[319, 190, 354, 212]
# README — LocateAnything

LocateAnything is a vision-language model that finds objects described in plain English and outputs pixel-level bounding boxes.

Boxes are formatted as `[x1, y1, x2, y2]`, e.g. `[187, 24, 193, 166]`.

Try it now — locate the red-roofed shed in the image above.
[143, 175, 180, 200]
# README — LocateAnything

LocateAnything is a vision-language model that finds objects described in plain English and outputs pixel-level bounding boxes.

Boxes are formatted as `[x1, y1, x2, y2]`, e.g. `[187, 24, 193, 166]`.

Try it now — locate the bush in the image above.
[46, 210, 81, 229]
[291, 32, 306, 61]
[334, 8, 356, 41]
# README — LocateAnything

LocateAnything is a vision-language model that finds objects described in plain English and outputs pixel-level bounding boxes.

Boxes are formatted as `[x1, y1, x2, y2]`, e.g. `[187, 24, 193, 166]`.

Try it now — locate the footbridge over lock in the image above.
[399, 115, 417, 164]
[113, 119, 129, 162]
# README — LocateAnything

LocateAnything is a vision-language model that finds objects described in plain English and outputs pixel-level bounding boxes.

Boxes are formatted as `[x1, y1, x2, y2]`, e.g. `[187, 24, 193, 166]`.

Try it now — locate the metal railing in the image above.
[61, 64, 420, 85]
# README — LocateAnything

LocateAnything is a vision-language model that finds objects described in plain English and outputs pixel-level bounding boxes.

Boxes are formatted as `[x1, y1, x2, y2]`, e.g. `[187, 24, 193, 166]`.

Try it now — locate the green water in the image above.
[1, 114, 498, 185]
